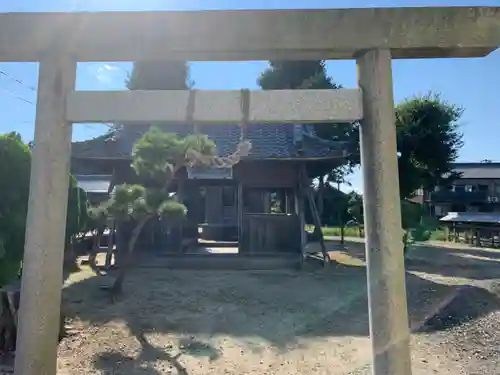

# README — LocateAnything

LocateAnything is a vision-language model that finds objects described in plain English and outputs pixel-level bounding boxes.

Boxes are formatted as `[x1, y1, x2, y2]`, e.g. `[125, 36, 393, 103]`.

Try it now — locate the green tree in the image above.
[345, 194, 436, 256]
[401, 200, 423, 231]
[0, 132, 90, 286]
[347, 191, 364, 225]
[326, 175, 353, 243]
[98, 128, 217, 295]
[0, 132, 31, 286]
[346, 191, 364, 237]
[400, 200, 438, 256]
[307, 183, 348, 226]
[63, 177, 89, 270]
[343, 94, 463, 245]
[66, 177, 89, 241]
[396, 94, 463, 198]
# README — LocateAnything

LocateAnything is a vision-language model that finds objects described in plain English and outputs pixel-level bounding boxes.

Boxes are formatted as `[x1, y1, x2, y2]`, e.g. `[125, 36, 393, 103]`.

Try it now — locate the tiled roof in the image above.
[72, 123, 348, 160]
[452, 162, 500, 179]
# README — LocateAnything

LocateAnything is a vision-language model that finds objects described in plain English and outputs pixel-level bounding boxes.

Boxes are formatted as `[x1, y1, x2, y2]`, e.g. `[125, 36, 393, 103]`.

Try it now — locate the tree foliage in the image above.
[87, 204, 109, 233]
[307, 184, 350, 226]
[97, 129, 217, 295]
[346, 191, 364, 226]
[66, 176, 89, 243]
[63, 176, 90, 270]
[0, 132, 31, 286]
[0, 133, 89, 286]
[341, 94, 463, 250]
[400, 200, 424, 230]
[339, 95, 463, 217]
[343, 193, 438, 256]
[125, 129, 215, 218]
[345, 194, 428, 229]
[396, 94, 464, 198]
[400, 200, 439, 255]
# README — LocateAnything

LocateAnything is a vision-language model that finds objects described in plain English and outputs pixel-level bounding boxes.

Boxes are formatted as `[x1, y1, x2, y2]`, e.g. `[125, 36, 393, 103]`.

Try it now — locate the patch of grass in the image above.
[429, 229, 448, 241]
[308, 225, 448, 242]
[306, 225, 363, 238]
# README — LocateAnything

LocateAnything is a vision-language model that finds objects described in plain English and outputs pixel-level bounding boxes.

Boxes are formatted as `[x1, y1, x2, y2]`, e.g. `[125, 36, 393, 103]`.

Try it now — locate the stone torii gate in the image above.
[3, 6, 499, 375]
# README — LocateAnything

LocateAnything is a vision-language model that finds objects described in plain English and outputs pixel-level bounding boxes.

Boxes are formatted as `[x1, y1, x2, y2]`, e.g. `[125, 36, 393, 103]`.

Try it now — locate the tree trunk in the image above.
[63, 237, 78, 272]
[0, 288, 65, 354]
[111, 216, 150, 297]
[88, 228, 104, 275]
[340, 219, 345, 245]
[317, 175, 325, 220]
[402, 231, 409, 257]
[337, 182, 345, 245]
[113, 222, 128, 268]
[104, 222, 115, 269]
[305, 185, 329, 266]
[0, 289, 19, 352]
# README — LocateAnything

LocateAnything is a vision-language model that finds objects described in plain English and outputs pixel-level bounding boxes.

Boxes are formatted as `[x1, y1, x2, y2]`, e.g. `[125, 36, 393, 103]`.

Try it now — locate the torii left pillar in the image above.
[15, 54, 75, 375]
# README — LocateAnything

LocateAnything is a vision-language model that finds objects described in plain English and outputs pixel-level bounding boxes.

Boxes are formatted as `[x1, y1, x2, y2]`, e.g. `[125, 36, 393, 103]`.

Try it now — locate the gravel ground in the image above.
[347, 280, 500, 375]
[4, 242, 500, 375]
[430, 281, 500, 375]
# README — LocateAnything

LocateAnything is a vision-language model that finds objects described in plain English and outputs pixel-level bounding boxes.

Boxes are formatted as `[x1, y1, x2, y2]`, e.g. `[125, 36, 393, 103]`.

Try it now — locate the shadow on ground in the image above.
[58, 248, 500, 374]
[338, 239, 500, 280]
[417, 284, 500, 333]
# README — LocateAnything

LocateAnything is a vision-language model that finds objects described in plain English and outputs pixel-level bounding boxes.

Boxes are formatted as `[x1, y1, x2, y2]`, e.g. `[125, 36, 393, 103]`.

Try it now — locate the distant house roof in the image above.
[71, 123, 349, 161]
[452, 162, 500, 180]
[440, 212, 500, 224]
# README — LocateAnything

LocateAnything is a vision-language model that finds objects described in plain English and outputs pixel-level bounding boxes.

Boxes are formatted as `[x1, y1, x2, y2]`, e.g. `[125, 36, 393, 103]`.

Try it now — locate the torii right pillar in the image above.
[357, 49, 412, 375]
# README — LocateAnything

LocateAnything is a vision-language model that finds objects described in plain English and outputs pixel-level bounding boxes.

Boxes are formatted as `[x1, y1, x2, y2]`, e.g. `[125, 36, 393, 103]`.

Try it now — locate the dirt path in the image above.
[53, 242, 500, 375]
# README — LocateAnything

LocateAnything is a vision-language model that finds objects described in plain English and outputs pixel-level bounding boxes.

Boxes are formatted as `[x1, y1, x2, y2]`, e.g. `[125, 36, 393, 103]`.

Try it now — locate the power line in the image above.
[0, 87, 34, 105]
[0, 70, 36, 104]
[0, 67, 118, 129]
[0, 70, 36, 91]
[0, 69, 37, 105]
[0, 69, 116, 135]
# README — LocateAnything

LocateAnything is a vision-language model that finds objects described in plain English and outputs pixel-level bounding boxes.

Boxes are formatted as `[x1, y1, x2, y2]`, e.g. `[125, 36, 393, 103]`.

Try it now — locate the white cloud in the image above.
[95, 64, 121, 84]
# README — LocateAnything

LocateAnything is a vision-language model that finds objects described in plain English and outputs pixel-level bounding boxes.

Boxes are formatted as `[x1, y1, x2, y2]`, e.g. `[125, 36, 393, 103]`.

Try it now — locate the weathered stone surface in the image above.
[0, 7, 498, 61]
[66, 89, 363, 124]
[14, 56, 75, 375]
[357, 49, 412, 375]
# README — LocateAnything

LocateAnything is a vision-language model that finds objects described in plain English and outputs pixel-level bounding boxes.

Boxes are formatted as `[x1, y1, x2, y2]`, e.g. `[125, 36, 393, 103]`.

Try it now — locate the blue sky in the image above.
[0, 0, 498, 191]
